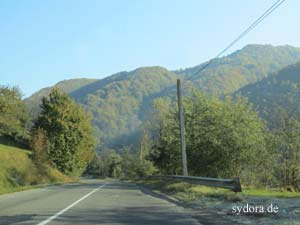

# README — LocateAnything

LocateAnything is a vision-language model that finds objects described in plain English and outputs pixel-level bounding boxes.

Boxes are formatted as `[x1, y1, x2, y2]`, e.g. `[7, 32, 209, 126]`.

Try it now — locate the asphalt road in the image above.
[0, 179, 201, 225]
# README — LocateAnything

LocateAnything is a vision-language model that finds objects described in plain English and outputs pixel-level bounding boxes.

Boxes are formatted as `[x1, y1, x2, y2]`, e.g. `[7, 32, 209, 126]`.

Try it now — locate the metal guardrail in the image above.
[149, 175, 242, 192]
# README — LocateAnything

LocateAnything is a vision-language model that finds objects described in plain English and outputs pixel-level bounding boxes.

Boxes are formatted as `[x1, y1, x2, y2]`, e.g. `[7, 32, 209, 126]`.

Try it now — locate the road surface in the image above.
[0, 179, 201, 225]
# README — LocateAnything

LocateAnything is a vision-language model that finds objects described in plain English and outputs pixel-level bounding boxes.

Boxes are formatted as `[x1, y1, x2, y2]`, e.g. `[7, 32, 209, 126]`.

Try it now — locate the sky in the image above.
[1, 0, 299, 97]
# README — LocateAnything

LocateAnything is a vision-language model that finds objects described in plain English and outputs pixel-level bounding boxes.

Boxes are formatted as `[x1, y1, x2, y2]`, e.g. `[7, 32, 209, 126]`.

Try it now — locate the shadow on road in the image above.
[103, 183, 140, 190]
[44, 181, 139, 191]
[0, 181, 200, 225]
[0, 214, 37, 225]
[138, 185, 186, 208]
[44, 182, 102, 191]
[52, 207, 197, 225]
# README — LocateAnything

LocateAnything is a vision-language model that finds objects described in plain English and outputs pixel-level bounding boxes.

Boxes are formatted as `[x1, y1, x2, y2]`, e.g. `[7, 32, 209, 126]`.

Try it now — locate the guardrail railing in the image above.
[149, 175, 242, 192]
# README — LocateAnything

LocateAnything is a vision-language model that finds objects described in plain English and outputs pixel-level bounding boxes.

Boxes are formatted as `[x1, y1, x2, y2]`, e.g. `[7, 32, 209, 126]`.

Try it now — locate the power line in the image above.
[190, 0, 287, 79]
[216, 0, 286, 58]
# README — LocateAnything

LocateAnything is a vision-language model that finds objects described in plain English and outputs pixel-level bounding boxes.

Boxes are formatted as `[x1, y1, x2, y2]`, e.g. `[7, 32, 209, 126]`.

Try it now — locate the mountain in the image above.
[25, 78, 98, 117]
[25, 44, 300, 151]
[25, 67, 178, 150]
[237, 61, 300, 126]
[177, 44, 300, 94]
[70, 66, 178, 149]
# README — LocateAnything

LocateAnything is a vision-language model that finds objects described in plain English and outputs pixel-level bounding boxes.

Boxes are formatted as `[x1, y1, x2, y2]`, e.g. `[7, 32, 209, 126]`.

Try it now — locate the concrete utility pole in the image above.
[177, 79, 188, 176]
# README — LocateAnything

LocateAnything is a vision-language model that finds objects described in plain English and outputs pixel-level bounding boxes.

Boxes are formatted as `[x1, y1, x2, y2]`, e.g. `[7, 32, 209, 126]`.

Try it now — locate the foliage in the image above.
[85, 150, 122, 178]
[0, 86, 29, 142]
[238, 61, 300, 128]
[85, 148, 157, 179]
[19, 45, 300, 191]
[34, 88, 95, 176]
[72, 67, 179, 151]
[84, 155, 103, 177]
[147, 97, 181, 174]
[25, 45, 300, 152]
[186, 93, 269, 182]
[272, 110, 300, 191]
[120, 150, 157, 179]
[178, 44, 300, 95]
[235, 61, 300, 190]
[24, 78, 97, 121]
[0, 143, 71, 195]
[30, 128, 49, 173]
[106, 151, 122, 178]
[148, 92, 270, 186]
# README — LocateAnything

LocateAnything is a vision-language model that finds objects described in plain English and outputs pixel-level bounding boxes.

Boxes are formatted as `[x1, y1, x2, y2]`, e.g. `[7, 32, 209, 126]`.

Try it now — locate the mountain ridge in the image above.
[237, 61, 300, 125]
[25, 44, 300, 151]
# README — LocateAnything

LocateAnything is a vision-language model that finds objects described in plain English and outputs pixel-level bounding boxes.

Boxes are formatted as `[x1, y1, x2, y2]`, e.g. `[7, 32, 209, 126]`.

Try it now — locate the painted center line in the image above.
[37, 183, 107, 225]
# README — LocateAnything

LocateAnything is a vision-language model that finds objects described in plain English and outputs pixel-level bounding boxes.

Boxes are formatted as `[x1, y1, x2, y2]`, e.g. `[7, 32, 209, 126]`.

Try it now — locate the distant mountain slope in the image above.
[237, 61, 300, 125]
[25, 44, 300, 151]
[25, 67, 178, 150]
[25, 78, 98, 116]
[70, 66, 179, 149]
[177, 44, 300, 94]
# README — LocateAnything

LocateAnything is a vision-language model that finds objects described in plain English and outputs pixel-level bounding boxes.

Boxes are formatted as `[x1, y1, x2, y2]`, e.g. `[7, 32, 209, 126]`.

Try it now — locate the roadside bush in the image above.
[148, 93, 269, 186]
[30, 128, 49, 174]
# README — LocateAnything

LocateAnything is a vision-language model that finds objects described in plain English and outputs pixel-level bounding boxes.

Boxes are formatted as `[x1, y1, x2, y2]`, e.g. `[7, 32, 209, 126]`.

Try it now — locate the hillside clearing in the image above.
[0, 143, 73, 195]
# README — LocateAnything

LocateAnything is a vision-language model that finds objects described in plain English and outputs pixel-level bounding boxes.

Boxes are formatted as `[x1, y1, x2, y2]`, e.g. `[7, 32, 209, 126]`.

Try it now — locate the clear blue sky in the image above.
[1, 0, 299, 97]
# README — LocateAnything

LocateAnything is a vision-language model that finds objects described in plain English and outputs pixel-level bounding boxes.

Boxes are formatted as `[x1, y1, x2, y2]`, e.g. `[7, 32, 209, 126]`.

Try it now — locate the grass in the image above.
[0, 143, 73, 195]
[135, 179, 242, 203]
[136, 179, 300, 203]
[243, 188, 300, 198]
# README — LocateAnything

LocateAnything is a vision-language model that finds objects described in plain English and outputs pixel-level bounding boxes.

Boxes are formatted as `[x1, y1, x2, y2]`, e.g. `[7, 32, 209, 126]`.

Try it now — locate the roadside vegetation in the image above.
[0, 143, 72, 194]
[143, 91, 300, 192]
[3, 62, 300, 197]
[135, 179, 300, 204]
[0, 86, 95, 194]
[86, 89, 300, 193]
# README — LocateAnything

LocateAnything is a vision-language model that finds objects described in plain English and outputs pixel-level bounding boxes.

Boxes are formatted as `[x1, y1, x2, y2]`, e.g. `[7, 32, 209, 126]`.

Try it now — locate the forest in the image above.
[2, 44, 300, 191]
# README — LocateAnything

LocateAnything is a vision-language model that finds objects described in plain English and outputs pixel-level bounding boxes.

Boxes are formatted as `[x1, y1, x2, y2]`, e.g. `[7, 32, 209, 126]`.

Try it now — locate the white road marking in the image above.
[37, 183, 107, 225]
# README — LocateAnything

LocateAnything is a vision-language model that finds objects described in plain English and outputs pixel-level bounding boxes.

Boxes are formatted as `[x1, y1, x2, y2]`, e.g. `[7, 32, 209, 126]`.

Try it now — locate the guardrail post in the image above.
[232, 177, 242, 192]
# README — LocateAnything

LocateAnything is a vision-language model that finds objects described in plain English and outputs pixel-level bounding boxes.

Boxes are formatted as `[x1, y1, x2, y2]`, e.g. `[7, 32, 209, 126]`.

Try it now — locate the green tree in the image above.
[120, 149, 157, 179]
[84, 154, 103, 178]
[273, 110, 300, 191]
[148, 97, 181, 174]
[30, 128, 49, 173]
[105, 151, 122, 178]
[185, 93, 268, 180]
[139, 129, 151, 161]
[0, 86, 29, 141]
[148, 92, 270, 186]
[34, 88, 95, 176]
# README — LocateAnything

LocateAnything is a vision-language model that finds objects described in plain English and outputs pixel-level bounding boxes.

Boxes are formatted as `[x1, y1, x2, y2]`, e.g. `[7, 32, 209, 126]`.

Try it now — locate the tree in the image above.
[84, 154, 103, 178]
[139, 129, 151, 161]
[120, 148, 157, 179]
[31, 128, 49, 173]
[148, 97, 182, 174]
[105, 151, 122, 178]
[0, 86, 29, 141]
[34, 88, 95, 176]
[273, 110, 300, 191]
[148, 92, 270, 185]
[185, 93, 268, 180]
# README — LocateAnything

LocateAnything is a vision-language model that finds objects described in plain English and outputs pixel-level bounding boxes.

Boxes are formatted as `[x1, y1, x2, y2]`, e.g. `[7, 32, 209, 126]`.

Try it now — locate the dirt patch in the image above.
[187, 196, 300, 225]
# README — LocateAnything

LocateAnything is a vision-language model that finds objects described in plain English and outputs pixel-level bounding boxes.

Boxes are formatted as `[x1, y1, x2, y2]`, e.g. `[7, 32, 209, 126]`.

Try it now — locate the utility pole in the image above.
[177, 79, 188, 176]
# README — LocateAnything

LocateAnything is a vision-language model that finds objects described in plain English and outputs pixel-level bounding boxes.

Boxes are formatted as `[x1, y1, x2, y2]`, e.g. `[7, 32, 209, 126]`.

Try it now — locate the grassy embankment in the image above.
[135, 179, 300, 203]
[0, 143, 73, 195]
